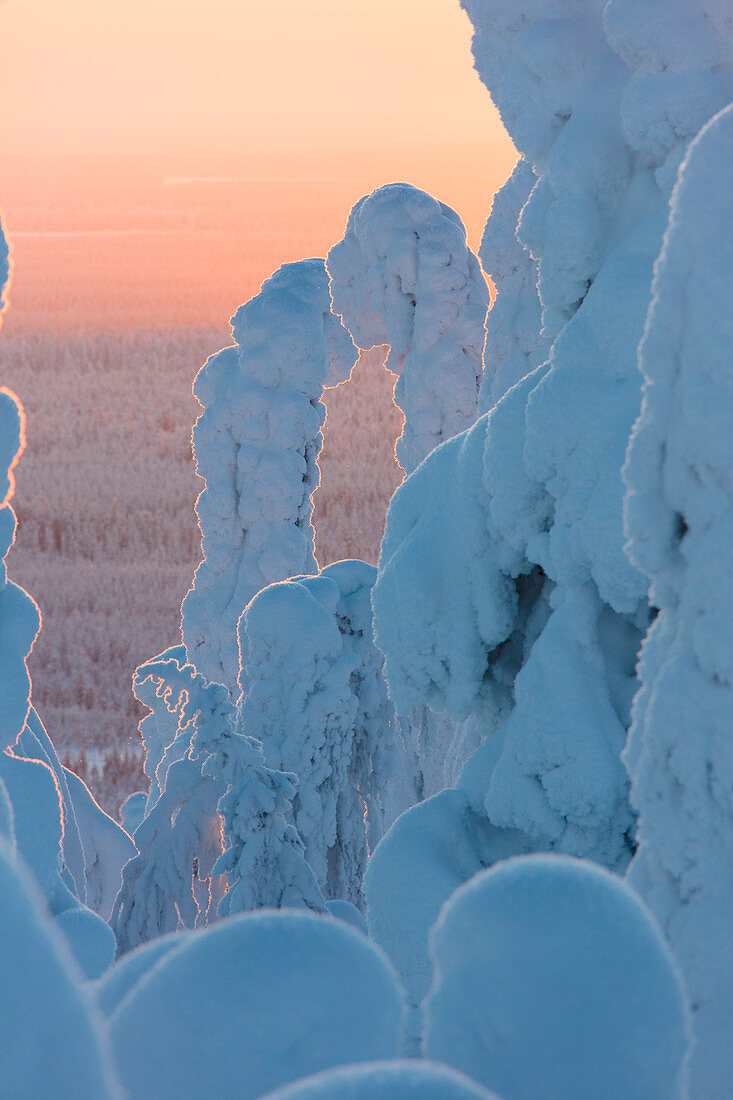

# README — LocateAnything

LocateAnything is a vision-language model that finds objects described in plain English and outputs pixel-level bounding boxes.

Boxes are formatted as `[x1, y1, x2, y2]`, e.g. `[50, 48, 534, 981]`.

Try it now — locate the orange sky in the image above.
[0, 0, 517, 331]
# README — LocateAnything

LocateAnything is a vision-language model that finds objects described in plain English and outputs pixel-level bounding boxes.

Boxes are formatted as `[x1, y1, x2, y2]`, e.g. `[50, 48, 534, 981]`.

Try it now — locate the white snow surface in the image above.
[93, 931, 191, 1017]
[181, 258, 357, 692]
[0, 840, 119, 1098]
[365, 784, 533, 1050]
[623, 102, 733, 1098]
[426, 855, 690, 1100]
[327, 183, 488, 474]
[260, 1061, 501, 1100]
[110, 910, 403, 1100]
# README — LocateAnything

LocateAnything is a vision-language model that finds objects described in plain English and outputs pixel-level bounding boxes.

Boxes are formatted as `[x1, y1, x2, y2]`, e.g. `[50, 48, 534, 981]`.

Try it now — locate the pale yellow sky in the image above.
[0, 0, 517, 331]
[1, 0, 511, 159]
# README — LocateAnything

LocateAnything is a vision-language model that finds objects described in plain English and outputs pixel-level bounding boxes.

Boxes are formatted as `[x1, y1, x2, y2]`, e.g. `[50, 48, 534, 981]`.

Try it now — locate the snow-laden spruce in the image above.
[240, 561, 408, 908]
[327, 183, 489, 475]
[604, 0, 733, 198]
[110, 910, 403, 1100]
[181, 258, 357, 693]
[112, 650, 323, 954]
[623, 103, 733, 1100]
[462, 0, 631, 340]
[366, 0, 733, 1006]
[425, 856, 690, 1100]
[373, 0, 733, 888]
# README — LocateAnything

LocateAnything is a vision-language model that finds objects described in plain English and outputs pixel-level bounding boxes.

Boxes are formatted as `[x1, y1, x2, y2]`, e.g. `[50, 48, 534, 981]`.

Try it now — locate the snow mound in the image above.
[94, 931, 190, 1017]
[365, 785, 532, 1049]
[260, 1060, 501, 1100]
[0, 840, 118, 1098]
[110, 910, 403, 1100]
[426, 855, 690, 1100]
[53, 906, 116, 980]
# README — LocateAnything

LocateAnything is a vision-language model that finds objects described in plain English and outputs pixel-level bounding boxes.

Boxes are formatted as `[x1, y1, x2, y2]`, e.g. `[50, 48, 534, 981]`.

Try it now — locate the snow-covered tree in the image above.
[327, 183, 489, 475]
[372, 0, 732, 878]
[133, 643, 189, 813]
[111, 656, 229, 952]
[622, 103, 733, 1099]
[205, 698, 325, 918]
[366, 1, 733, 1020]
[181, 258, 357, 693]
[112, 649, 323, 953]
[239, 560, 409, 908]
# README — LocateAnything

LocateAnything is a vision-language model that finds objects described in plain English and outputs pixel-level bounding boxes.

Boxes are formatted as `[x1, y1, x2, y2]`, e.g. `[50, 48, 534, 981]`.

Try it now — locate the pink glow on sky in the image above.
[0, 0, 517, 331]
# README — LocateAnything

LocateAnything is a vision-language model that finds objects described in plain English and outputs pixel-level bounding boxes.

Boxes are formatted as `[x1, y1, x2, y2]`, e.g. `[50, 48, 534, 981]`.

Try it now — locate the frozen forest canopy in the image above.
[1, 1, 732, 1098]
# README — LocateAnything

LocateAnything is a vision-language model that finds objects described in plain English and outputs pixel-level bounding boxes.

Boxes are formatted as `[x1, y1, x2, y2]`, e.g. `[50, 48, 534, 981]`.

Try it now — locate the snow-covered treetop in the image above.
[327, 183, 489, 474]
[463, 0, 630, 337]
[461, 0, 620, 165]
[181, 257, 357, 692]
[622, 104, 733, 1096]
[605, 0, 733, 193]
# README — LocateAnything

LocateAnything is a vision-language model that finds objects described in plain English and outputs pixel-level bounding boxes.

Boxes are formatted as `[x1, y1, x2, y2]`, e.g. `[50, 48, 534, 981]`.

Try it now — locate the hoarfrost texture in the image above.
[181, 258, 357, 693]
[623, 102, 733, 1098]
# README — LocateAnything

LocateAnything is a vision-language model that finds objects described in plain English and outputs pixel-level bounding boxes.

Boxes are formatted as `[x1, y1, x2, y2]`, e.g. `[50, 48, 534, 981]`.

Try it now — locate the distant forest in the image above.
[6, 328, 401, 813]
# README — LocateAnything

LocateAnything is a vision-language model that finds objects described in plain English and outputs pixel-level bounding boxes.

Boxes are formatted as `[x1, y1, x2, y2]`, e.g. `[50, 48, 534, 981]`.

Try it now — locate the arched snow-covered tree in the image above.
[181, 258, 357, 693]
[622, 102, 733, 1100]
[327, 183, 489, 476]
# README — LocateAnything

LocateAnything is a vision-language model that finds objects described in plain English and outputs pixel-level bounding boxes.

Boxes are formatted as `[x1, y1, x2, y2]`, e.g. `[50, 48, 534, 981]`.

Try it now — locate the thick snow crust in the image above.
[426, 855, 690, 1100]
[623, 103, 733, 1098]
[328, 183, 489, 474]
[260, 1060, 500, 1100]
[181, 258, 357, 692]
[110, 910, 403, 1100]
